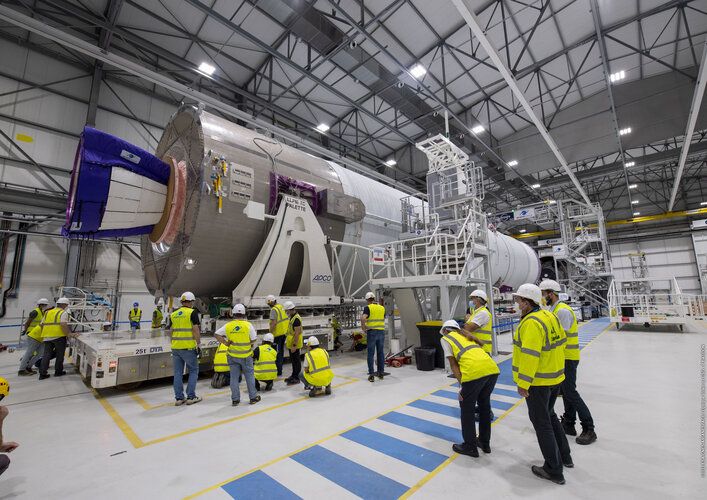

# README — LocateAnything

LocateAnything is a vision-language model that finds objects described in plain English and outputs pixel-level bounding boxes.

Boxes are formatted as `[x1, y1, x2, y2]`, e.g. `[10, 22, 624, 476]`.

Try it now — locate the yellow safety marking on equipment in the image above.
[16, 133, 34, 142]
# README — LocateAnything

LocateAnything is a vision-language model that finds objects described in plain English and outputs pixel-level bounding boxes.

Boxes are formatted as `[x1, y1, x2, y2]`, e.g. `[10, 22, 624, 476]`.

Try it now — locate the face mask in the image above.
[469, 301, 474, 309]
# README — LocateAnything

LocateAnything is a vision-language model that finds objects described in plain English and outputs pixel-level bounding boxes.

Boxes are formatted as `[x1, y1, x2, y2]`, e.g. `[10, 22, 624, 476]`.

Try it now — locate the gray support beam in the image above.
[0, 4, 418, 195]
[668, 38, 707, 212]
[452, 0, 593, 206]
[0, 128, 68, 194]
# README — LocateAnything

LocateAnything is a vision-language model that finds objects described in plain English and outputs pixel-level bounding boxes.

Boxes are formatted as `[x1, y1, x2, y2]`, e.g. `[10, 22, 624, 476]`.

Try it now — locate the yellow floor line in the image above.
[89, 386, 146, 448]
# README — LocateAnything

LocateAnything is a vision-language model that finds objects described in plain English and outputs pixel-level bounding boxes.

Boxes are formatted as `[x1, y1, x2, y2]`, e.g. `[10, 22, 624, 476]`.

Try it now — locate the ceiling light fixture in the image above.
[471, 125, 485, 134]
[316, 123, 330, 133]
[629, 184, 638, 189]
[619, 127, 632, 135]
[385, 159, 397, 166]
[625, 161, 635, 167]
[198, 62, 216, 75]
[633, 212, 640, 216]
[632, 200, 639, 204]
[519, 229, 526, 233]
[508, 160, 518, 167]
[531, 183, 541, 189]
[410, 64, 427, 79]
[701, 201, 707, 206]
[609, 70, 626, 83]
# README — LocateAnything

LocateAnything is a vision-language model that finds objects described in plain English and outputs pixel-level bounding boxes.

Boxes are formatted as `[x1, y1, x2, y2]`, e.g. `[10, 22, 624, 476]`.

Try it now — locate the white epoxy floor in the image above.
[0, 319, 705, 499]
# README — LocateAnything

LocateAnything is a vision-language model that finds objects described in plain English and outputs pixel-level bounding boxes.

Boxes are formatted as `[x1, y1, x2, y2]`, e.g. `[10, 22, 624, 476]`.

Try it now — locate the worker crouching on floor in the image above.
[440, 320, 500, 458]
[299, 336, 333, 397]
[512, 283, 572, 485]
[215, 304, 260, 406]
[211, 342, 230, 388]
[254, 333, 277, 392]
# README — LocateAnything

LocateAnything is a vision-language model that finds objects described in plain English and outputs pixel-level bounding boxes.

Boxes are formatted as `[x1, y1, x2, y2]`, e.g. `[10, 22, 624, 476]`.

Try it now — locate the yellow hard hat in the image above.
[0, 377, 8, 401]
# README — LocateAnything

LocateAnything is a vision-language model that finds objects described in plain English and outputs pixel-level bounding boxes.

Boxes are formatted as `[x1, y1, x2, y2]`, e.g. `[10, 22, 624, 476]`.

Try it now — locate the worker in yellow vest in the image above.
[540, 280, 596, 446]
[168, 292, 202, 406]
[361, 291, 386, 382]
[18, 298, 49, 375]
[463, 289, 493, 354]
[215, 304, 260, 406]
[267, 295, 289, 377]
[440, 320, 499, 457]
[39, 297, 80, 380]
[283, 301, 303, 386]
[300, 336, 333, 397]
[152, 300, 164, 329]
[512, 284, 571, 485]
[346, 331, 367, 352]
[211, 343, 230, 388]
[254, 333, 277, 392]
[129, 302, 142, 333]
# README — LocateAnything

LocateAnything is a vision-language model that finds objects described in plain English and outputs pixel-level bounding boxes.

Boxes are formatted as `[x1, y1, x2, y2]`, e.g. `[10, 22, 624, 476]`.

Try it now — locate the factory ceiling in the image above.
[0, 0, 705, 224]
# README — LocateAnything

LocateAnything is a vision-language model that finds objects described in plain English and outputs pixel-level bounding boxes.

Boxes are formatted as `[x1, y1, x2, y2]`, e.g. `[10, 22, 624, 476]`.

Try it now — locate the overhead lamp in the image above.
[625, 161, 635, 167]
[385, 159, 397, 166]
[629, 184, 638, 189]
[316, 123, 330, 133]
[198, 62, 216, 75]
[507, 160, 518, 167]
[619, 127, 632, 136]
[519, 229, 526, 233]
[633, 212, 640, 217]
[631, 200, 639, 205]
[609, 70, 626, 83]
[471, 125, 485, 134]
[531, 183, 541, 189]
[701, 201, 707, 206]
[410, 64, 427, 79]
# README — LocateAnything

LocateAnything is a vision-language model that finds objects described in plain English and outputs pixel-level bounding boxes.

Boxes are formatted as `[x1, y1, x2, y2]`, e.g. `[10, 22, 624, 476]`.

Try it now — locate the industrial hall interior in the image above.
[0, 0, 706, 498]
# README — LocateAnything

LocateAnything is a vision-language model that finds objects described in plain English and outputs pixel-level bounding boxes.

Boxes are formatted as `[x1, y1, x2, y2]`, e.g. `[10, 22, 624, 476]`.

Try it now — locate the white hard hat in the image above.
[37, 298, 49, 305]
[232, 304, 246, 315]
[513, 283, 543, 306]
[539, 279, 562, 293]
[157, 298, 164, 306]
[181, 291, 195, 302]
[365, 292, 375, 300]
[306, 336, 320, 346]
[262, 333, 274, 343]
[283, 301, 295, 311]
[469, 289, 488, 302]
[103, 321, 112, 326]
[440, 319, 460, 334]
[56, 297, 70, 305]
[266, 295, 276, 303]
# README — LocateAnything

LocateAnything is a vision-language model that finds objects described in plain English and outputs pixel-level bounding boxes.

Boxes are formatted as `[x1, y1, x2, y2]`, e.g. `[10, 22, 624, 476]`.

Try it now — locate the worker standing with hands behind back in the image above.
[512, 284, 572, 485]
[39, 297, 80, 380]
[267, 295, 289, 377]
[169, 292, 202, 406]
[361, 291, 386, 382]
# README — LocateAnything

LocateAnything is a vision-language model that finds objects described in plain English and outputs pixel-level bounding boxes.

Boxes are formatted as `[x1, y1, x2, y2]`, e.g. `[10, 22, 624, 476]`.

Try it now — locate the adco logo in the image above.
[312, 275, 332, 282]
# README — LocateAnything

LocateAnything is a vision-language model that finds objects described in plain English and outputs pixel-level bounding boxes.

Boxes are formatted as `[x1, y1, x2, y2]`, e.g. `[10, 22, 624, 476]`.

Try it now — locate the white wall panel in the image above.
[610, 236, 701, 295]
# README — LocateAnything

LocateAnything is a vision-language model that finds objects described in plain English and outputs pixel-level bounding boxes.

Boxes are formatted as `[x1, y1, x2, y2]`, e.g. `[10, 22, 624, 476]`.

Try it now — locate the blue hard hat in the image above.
[133, 302, 139, 306]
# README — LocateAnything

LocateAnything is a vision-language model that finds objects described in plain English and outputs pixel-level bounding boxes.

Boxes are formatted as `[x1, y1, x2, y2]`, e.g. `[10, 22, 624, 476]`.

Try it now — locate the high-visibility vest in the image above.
[286, 313, 303, 350]
[213, 343, 229, 373]
[365, 303, 385, 330]
[170, 307, 197, 349]
[254, 344, 278, 381]
[355, 332, 367, 345]
[466, 306, 493, 354]
[41, 308, 67, 339]
[303, 347, 334, 387]
[553, 302, 579, 361]
[152, 308, 163, 328]
[130, 308, 142, 322]
[512, 309, 566, 389]
[442, 331, 499, 382]
[28, 307, 44, 330]
[225, 319, 253, 358]
[271, 304, 289, 337]
[28, 325, 43, 342]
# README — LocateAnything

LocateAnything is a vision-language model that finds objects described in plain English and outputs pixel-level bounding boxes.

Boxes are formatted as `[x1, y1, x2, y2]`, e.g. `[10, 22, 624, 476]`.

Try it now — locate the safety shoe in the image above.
[561, 416, 577, 436]
[186, 396, 202, 405]
[309, 387, 323, 397]
[377, 372, 385, 380]
[232, 400, 240, 406]
[563, 460, 574, 468]
[249, 395, 261, 405]
[55, 371, 67, 377]
[368, 375, 375, 382]
[480, 444, 491, 454]
[286, 379, 299, 386]
[452, 443, 479, 457]
[18, 369, 33, 376]
[531, 465, 565, 485]
[576, 428, 597, 445]
[325, 385, 331, 395]
[38, 374, 50, 380]
[175, 399, 186, 406]
[265, 381, 274, 391]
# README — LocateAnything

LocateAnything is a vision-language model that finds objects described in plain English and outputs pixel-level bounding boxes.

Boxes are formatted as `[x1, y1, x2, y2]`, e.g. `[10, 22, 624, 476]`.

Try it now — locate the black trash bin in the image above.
[416, 321, 446, 369]
[414, 346, 436, 371]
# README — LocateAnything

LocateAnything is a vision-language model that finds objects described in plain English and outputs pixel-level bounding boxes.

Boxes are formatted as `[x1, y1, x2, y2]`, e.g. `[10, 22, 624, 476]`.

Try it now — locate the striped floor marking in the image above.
[206, 318, 609, 499]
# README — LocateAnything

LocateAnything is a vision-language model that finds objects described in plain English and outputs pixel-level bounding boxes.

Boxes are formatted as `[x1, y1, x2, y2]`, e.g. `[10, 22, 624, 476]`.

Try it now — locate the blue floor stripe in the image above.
[408, 399, 460, 418]
[492, 387, 519, 398]
[341, 426, 448, 472]
[221, 470, 302, 500]
[432, 389, 459, 400]
[490, 399, 514, 411]
[290, 445, 408, 499]
[378, 411, 462, 443]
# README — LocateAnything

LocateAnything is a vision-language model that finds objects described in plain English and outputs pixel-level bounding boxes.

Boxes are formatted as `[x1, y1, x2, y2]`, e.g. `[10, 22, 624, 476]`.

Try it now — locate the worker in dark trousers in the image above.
[440, 321, 499, 457]
[540, 280, 597, 445]
[513, 284, 572, 485]
[361, 291, 386, 382]
[39, 298, 81, 380]
[283, 301, 303, 386]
